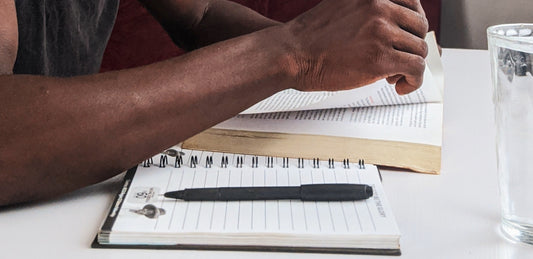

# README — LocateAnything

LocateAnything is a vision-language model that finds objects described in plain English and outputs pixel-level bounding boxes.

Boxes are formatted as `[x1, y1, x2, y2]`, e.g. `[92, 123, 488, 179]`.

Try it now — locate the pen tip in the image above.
[164, 191, 184, 199]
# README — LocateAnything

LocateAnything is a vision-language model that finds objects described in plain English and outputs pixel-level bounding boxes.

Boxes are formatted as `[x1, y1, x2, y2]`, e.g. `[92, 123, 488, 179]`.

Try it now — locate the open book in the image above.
[93, 148, 401, 255]
[183, 33, 443, 174]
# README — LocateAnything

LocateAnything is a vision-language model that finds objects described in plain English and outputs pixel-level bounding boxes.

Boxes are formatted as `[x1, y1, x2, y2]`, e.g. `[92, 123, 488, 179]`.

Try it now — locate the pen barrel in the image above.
[183, 186, 301, 201]
[300, 184, 373, 201]
[170, 184, 373, 201]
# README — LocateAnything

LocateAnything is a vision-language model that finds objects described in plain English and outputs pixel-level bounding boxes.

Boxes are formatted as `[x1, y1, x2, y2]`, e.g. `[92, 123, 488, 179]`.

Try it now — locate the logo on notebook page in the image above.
[128, 187, 160, 204]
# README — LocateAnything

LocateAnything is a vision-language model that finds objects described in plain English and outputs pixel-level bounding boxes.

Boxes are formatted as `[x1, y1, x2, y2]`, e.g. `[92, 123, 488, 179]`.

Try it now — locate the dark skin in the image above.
[0, 0, 428, 206]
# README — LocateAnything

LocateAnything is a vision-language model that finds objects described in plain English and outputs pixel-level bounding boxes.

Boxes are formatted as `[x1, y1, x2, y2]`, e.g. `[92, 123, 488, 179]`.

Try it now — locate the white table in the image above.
[2, 49, 533, 258]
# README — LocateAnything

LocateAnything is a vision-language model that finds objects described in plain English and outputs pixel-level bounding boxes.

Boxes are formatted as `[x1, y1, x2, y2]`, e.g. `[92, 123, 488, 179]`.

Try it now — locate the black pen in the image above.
[164, 184, 373, 201]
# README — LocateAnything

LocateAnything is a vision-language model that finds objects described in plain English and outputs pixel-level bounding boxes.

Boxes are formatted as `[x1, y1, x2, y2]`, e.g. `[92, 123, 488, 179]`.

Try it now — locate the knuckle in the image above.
[409, 0, 424, 13]
[419, 13, 429, 33]
[367, 0, 388, 17]
[419, 40, 429, 57]
[410, 56, 426, 73]
[371, 18, 391, 36]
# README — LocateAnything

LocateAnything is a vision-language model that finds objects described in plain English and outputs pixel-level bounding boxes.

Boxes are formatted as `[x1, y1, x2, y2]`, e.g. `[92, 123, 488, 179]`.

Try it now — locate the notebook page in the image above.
[108, 149, 399, 245]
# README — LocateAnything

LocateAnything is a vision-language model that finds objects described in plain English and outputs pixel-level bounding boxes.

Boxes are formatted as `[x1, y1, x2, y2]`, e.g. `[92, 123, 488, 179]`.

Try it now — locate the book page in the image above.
[218, 102, 443, 146]
[243, 67, 440, 114]
[105, 149, 400, 248]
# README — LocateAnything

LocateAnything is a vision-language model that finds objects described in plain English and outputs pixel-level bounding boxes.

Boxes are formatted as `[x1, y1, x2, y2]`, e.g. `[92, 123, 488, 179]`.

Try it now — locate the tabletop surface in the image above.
[2, 49, 533, 259]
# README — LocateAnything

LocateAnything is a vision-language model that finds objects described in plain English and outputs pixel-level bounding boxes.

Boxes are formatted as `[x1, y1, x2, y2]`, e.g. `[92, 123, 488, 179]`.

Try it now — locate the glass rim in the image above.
[487, 23, 533, 43]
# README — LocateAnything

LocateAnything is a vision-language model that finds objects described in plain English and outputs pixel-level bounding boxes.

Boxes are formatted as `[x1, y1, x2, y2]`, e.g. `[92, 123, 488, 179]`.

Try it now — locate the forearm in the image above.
[0, 26, 292, 206]
[140, 0, 280, 50]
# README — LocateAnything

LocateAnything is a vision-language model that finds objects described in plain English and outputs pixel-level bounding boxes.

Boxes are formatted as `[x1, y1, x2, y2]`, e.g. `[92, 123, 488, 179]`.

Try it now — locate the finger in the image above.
[385, 51, 426, 95]
[388, 1, 429, 39]
[389, 0, 425, 16]
[386, 75, 402, 85]
[392, 29, 429, 58]
[395, 76, 421, 95]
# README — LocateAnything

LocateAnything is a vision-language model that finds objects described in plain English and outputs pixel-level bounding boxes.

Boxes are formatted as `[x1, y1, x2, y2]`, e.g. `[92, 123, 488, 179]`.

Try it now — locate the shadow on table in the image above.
[0, 173, 125, 212]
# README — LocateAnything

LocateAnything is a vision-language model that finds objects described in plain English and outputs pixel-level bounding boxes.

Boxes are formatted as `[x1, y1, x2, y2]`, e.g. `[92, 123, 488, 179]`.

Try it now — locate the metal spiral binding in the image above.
[190, 155, 198, 168]
[143, 157, 153, 167]
[282, 157, 289, 168]
[160, 149, 186, 168]
[343, 159, 350, 169]
[159, 155, 168, 168]
[236, 156, 243, 168]
[175, 155, 183, 168]
[205, 156, 213, 168]
[312, 158, 320, 168]
[328, 158, 335, 169]
[266, 157, 274, 168]
[358, 159, 365, 169]
[297, 158, 304, 168]
[251, 156, 258, 168]
[221, 156, 229, 168]
[146, 149, 368, 171]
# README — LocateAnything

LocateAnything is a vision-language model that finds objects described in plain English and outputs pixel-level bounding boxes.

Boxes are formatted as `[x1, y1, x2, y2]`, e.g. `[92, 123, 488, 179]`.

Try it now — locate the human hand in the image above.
[283, 0, 429, 95]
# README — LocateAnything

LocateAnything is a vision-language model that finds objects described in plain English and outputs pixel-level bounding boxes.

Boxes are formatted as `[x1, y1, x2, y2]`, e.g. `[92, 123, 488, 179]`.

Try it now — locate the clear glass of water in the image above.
[488, 24, 533, 244]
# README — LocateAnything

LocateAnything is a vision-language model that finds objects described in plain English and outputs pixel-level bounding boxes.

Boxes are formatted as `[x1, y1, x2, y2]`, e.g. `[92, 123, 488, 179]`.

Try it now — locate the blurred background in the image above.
[100, 0, 533, 72]
[441, 0, 533, 49]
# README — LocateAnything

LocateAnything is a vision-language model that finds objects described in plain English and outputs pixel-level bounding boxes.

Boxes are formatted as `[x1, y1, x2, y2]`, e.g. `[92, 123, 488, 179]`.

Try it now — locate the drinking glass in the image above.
[488, 23, 533, 245]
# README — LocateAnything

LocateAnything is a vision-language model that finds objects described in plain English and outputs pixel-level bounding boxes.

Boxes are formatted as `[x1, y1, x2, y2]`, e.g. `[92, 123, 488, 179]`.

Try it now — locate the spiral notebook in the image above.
[93, 148, 401, 255]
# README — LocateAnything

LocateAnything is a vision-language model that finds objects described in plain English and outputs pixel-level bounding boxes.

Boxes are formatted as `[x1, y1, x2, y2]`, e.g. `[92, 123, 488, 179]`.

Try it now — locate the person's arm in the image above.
[142, 0, 429, 92]
[0, 26, 290, 207]
[139, 0, 282, 50]
[0, 0, 428, 206]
